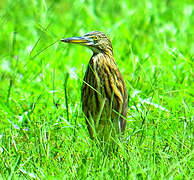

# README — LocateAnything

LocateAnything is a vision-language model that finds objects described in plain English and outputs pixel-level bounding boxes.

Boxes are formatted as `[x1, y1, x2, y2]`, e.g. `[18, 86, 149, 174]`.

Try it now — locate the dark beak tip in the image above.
[61, 39, 66, 42]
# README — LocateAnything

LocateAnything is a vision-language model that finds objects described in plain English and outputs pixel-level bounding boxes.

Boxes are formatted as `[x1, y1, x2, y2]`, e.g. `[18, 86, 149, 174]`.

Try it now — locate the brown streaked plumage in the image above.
[61, 31, 128, 141]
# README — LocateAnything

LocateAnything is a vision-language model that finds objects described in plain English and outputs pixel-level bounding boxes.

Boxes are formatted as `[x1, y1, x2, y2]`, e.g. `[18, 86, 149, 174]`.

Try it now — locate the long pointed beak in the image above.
[61, 36, 92, 45]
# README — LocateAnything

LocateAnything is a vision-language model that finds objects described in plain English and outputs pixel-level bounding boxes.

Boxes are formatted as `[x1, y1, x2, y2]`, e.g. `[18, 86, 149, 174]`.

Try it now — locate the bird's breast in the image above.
[81, 53, 127, 115]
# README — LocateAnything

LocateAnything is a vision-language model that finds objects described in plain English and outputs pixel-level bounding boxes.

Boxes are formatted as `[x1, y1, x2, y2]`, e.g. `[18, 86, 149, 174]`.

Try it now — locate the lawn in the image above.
[0, 0, 193, 179]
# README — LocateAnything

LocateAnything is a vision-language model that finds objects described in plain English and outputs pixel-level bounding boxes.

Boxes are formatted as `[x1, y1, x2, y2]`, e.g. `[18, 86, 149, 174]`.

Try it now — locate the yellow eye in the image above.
[93, 36, 98, 41]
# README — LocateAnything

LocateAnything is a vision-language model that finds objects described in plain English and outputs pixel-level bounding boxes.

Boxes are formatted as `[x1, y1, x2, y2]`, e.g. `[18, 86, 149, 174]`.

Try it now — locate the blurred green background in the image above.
[0, 0, 193, 178]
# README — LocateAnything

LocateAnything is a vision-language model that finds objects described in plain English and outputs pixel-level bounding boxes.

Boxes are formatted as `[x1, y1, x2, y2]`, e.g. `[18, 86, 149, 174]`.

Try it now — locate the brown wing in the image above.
[81, 53, 128, 139]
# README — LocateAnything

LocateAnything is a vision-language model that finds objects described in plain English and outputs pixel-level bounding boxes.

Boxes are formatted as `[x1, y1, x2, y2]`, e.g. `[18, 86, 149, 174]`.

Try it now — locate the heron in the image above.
[61, 31, 128, 142]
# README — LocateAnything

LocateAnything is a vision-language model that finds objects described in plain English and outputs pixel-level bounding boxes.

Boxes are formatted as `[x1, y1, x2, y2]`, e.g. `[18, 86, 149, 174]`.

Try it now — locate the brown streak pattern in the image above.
[81, 52, 128, 140]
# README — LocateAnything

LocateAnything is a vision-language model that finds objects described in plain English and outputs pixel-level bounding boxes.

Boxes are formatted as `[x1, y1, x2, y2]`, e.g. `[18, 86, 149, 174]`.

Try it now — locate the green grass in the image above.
[0, 0, 193, 179]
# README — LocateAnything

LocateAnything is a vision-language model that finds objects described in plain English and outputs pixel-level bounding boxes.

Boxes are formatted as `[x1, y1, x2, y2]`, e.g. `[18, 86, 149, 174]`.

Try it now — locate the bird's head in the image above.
[61, 31, 113, 55]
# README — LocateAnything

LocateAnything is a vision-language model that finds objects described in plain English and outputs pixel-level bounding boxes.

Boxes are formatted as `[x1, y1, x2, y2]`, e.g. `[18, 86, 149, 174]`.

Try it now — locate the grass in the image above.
[0, 0, 193, 179]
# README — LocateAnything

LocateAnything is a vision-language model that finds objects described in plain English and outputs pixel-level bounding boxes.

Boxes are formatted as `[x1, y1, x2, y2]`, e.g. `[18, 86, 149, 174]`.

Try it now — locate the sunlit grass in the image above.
[0, 0, 193, 179]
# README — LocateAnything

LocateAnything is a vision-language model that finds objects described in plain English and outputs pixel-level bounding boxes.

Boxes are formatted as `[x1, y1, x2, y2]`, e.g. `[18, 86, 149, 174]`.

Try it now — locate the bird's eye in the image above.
[93, 36, 98, 41]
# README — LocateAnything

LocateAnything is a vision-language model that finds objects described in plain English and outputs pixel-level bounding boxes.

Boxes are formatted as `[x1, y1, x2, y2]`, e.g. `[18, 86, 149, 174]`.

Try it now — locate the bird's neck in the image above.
[92, 52, 116, 67]
[105, 49, 114, 56]
[93, 49, 113, 58]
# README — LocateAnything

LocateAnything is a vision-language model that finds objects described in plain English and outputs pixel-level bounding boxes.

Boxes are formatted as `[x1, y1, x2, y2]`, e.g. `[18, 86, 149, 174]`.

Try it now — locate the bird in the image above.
[61, 31, 128, 142]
